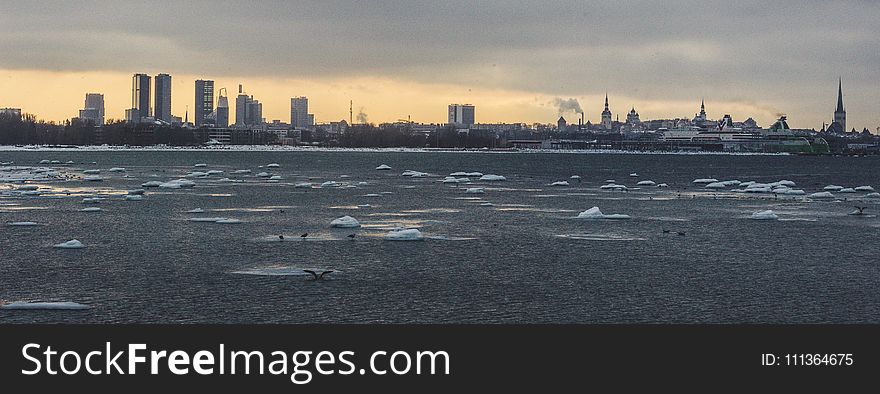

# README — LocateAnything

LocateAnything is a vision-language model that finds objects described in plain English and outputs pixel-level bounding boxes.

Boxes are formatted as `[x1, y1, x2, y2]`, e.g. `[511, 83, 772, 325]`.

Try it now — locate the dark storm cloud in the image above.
[1, 0, 878, 125]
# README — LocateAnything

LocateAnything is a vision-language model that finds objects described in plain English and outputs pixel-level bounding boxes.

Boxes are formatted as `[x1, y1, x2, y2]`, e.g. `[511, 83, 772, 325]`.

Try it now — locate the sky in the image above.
[0, 0, 878, 130]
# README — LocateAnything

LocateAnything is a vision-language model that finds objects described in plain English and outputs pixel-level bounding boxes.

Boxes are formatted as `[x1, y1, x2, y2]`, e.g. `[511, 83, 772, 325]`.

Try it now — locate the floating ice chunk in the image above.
[363, 193, 381, 197]
[269, 175, 283, 180]
[629, 173, 639, 177]
[1, 301, 90, 310]
[266, 163, 281, 168]
[839, 188, 856, 193]
[480, 202, 494, 206]
[771, 188, 789, 194]
[809, 192, 835, 199]
[188, 217, 230, 222]
[17, 185, 39, 191]
[772, 180, 796, 187]
[599, 184, 628, 191]
[401, 170, 429, 177]
[464, 172, 483, 177]
[784, 189, 806, 195]
[80, 207, 102, 212]
[357, 204, 372, 208]
[637, 180, 656, 186]
[186, 208, 205, 213]
[384, 228, 424, 241]
[577, 207, 631, 220]
[465, 187, 485, 194]
[657, 183, 669, 187]
[704, 182, 727, 189]
[450, 172, 467, 176]
[107, 167, 126, 172]
[7, 221, 40, 226]
[824, 185, 844, 191]
[480, 174, 506, 181]
[216, 218, 242, 224]
[256, 172, 271, 177]
[232, 169, 251, 174]
[295, 182, 313, 188]
[127, 189, 145, 195]
[330, 215, 361, 228]
[142, 181, 163, 187]
[376, 164, 392, 170]
[83, 169, 100, 174]
[604, 179, 616, 183]
[194, 163, 207, 167]
[83, 175, 103, 182]
[50, 160, 60, 164]
[854, 186, 875, 192]
[39, 160, 51, 164]
[159, 179, 195, 188]
[20, 190, 41, 196]
[124, 195, 143, 201]
[693, 178, 719, 184]
[570, 175, 581, 180]
[750, 210, 779, 220]
[65, 161, 74, 164]
[82, 197, 103, 204]
[866, 193, 880, 199]
[185, 171, 209, 178]
[550, 181, 570, 186]
[206, 170, 224, 175]
[54, 239, 84, 249]
[321, 181, 339, 188]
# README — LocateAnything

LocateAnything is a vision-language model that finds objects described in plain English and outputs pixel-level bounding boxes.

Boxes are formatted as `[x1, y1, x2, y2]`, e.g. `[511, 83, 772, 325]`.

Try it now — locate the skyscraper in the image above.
[235, 84, 262, 127]
[154, 74, 172, 123]
[833, 78, 846, 132]
[448, 104, 475, 127]
[216, 88, 229, 128]
[601, 94, 613, 130]
[131, 73, 151, 121]
[81, 93, 105, 125]
[195, 80, 214, 127]
[290, 97, 309, 129]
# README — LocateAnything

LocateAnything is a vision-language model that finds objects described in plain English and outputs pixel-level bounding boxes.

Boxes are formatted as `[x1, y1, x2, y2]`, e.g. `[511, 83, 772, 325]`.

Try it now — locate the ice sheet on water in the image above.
[554, 233, 645, 241]
[750, 210, 779, 220]
[331, 216, 361, 228]
[480, 174, 506, 181]
[7, 221, 40, 226]
[1, 301, 90, 310]
[384, 228, 424, 241]
[376, 164, 392, 170]
[54, 239, 84, 249]
[576, 207, 631, 220]
[550, 181, 570, 186]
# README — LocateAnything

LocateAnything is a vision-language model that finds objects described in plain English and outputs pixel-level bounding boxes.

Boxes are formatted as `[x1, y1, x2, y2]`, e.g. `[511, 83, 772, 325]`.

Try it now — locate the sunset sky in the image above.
[1, 0, 878, 130]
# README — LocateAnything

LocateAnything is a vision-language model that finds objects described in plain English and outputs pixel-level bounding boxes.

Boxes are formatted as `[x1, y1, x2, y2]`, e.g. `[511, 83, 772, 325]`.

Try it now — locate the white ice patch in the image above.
[577, 207, 631, 220]
[464, 188, 485, 194]
[1, 301, 90, 310]
[637, 180, 656, 186]
[824, 185, 844, 191]
[124, 195, 143, 201]
[80, 207, 102, 212]
[809, 192, 835, 199]
[54, 239, 84, 249]
[599, 184, 627, 191]
[330, 216, 361, 228]
[384, 228, 424, 241]
[550, 181, 570, 186]
[401, 170, 429, 177]
[107, 167, 125, 172]
[480, 174, 506, 181]
[750, 210, 779, 220]
[7, 221, 40, 226]
[142, 181, 163, 187]
[839, 188, 856, 193]
[266, 163, 281, 168]
[855, 186, 875, 192]
[186, 208, 205, 213]
[376, 164, 392, 170]
[693, 178, 719, 184]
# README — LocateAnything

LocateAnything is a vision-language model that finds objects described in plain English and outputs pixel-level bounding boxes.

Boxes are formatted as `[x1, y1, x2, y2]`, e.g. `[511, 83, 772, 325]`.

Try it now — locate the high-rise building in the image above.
[601, 94, 613, 130]
[195, 80, 214, 127]
[131, 73, 151, 121]
[290, 97, 309, 129]
[448, 104, 475, 127]
[833, 78, 846, 133]
[154, 74, 172, 123]
[215, 88, 229, 128]
[234, 84, 262, 126]
[79, 93, 105, 125]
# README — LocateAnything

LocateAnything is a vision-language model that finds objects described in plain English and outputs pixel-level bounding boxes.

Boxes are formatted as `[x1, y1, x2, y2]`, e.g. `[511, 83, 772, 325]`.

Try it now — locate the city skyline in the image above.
[1, 1, 878, 129]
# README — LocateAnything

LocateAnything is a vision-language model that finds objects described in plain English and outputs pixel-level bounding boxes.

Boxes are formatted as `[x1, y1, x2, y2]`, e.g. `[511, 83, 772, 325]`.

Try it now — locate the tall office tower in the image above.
[154, 74, 172, 123]
[247, 98, 262, 126]
[447, 104, 475, 127]
[290, 97, 309, 129]
[216, 88, 229, 128]
[132, 73, 151, 120]
[235, 85, 248, 126]
[235, 84, 263, 126]
[195, 80, 215, 126]
[83, 93, 105, 125]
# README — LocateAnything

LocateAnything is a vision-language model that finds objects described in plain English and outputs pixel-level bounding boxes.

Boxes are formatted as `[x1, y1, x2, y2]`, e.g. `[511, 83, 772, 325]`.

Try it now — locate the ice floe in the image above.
[693, 178, 719, 184]
[1, 301, 90, 310]
[750, 210, 779, 220]
[82, 197, 103, 204]
[232, 169, 252, 174]
[107, 167, 126, 172]
[809, 191, 835, 199]
[550, 181, 570, 186]
[599, 183, 628, 191]
[83, 169, 100, 174]
[330, 215, 361, 228]
[188, 217, 238, 223]
[185, 171, 209, 178]
[295, 182, 313, 188]
[266, 163, 280, 168]
[401, 170, 429, 177]
[7, 221, 40, 226]
[159, 179, 196, 188]
[783, 189, 806, 195]
[127, 189, 145, 195]
[442, 177, 470, 184]
[839, 188, 856, 193]
[215, 218, 242, 224]
[480, 174, 506, 181]
[321, 181, 339, 188]
[629, 173, 639, 177]
[141, 181, 163, 187]
[866, 193, 880, 199]
[54, 239, 84, 249]
[637, 180, 656, 186]
[855, 186, 875, 192]
[576, 207, 631, 220]
[384, 228, 424, 241]
[704, 182, 727, 189]
[124, 195, 144, 201]
[186, 208, 205, 213]
[464, 187, 485, 194]
[376, 164, 392, 170]
[824, 185, 844, 191]
[80, 207, 102, 212]
[256, 172, 271, 177]
[194, 163, 207, 167]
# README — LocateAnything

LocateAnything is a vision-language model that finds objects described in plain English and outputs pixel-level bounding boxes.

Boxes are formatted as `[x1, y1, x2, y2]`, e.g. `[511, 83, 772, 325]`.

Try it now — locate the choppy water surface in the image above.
[1, 151, 879, 323]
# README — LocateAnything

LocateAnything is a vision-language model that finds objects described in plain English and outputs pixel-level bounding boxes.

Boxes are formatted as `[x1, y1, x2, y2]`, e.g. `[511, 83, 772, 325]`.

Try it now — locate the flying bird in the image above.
[850, 206, 868, 216]
[303, 269, 334, 281]
[301, 233, 308, 238]
[347, 234, 356, 239]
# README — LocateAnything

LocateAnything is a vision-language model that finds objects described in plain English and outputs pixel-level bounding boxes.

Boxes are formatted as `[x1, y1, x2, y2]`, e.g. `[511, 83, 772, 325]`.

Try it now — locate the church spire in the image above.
[836, 78, 844, 112]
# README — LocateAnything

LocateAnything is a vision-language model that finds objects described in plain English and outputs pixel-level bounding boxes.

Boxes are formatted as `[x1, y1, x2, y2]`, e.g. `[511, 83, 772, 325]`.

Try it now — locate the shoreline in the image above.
[0, 145, 793, 156]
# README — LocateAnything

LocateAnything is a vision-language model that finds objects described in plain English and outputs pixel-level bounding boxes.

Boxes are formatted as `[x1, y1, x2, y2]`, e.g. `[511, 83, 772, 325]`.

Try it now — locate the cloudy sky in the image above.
[1, 0, 877, 129]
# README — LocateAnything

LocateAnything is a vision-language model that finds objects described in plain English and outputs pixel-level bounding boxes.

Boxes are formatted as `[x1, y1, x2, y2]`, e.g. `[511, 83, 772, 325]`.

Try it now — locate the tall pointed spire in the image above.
[701, 98, 705, 111]
[604, 93, 609, 110]
[836, 77, 844, 112]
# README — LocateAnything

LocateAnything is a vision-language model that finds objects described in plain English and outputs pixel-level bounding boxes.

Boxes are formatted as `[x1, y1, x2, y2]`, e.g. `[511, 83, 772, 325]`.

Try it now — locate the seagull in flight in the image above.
[300, 233, 308, 238]
[850, 206, 868, 216]
[303, 270, 334, 281]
